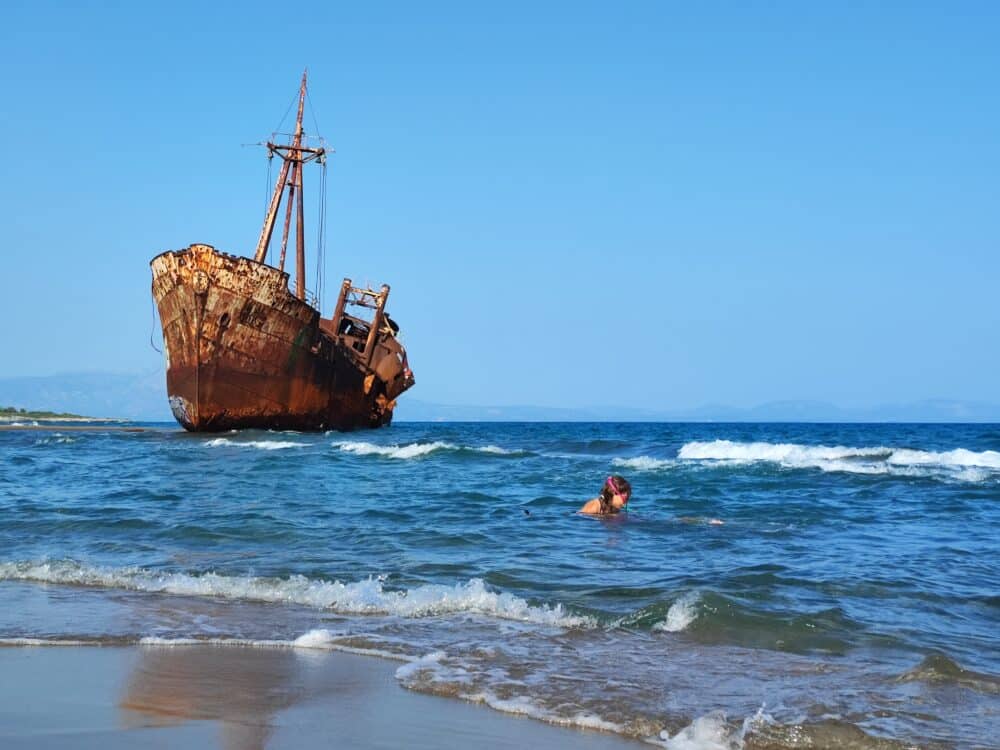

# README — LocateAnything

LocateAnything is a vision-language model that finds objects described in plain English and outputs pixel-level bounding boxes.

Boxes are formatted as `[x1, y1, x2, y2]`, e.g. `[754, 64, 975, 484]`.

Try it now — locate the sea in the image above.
[1, 421, 998, 748]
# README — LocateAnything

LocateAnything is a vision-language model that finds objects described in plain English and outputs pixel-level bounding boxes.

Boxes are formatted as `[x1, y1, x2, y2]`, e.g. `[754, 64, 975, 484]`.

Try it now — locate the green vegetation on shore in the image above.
[1, 406, 89, 419]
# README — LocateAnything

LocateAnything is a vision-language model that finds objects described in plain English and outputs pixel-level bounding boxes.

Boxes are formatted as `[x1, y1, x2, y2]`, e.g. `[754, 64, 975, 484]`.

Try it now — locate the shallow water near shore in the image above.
[1, 422, 998, 748]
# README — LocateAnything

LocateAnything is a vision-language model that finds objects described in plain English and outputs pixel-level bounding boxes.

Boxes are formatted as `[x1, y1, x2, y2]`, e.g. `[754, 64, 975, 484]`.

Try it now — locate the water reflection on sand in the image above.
[120, 645, 368, 750]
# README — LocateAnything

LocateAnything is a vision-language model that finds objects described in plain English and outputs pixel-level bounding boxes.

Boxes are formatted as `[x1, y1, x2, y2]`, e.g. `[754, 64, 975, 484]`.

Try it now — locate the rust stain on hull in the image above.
[151, 244, 413, 432]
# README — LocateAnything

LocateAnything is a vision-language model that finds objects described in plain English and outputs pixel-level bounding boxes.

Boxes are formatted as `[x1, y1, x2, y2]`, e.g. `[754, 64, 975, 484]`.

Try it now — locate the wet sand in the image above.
[0, 645, 641, 749]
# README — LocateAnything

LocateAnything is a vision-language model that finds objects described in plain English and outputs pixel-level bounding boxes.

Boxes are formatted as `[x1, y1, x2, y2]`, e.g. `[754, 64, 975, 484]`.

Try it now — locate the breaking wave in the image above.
[0, 637, 100, 647]
[137, 630, 408, 660]
[0, 560, 593, 628]
[205, 437, 305, 450]
[652, 593, 701, 633]
[612, 456, 676, 471]
[331, 440, 526, 459]
[396, 651, 624, 734]
[677, 440, 1000, 481]
[652, 708, 772, 750]
[34, 434, 78, 445]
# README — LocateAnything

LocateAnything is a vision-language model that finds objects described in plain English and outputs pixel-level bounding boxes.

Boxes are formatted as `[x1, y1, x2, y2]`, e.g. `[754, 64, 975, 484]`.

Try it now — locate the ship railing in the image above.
[330, 279, 390, 366]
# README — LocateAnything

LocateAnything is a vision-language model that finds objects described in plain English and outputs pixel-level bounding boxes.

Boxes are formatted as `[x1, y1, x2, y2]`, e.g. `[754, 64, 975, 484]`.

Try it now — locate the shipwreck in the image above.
[151, 72, 414, 431]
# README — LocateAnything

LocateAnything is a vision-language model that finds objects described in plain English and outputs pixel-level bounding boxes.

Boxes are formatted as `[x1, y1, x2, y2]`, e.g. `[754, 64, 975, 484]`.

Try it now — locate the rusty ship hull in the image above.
[152, 244, 411, 432]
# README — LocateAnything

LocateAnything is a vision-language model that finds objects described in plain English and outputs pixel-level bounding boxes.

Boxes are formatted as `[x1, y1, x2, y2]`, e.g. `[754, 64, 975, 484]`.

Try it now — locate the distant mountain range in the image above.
[0, 371, 170, 421]
[1, 371, 997, 423]
[397, 397, 1000, 423]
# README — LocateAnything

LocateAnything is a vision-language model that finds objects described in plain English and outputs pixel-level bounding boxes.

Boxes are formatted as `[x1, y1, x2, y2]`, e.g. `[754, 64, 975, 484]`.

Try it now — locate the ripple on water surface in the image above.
[0, 422, 998, 748]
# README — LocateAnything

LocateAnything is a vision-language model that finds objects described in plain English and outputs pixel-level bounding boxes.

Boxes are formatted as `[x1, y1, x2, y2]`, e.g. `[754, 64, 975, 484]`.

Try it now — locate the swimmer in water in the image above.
[579, 475, 632, 515]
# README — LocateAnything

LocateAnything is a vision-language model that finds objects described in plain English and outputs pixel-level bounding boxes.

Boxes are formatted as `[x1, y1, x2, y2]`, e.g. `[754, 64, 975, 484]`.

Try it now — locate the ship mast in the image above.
[253, 71, 326, 302]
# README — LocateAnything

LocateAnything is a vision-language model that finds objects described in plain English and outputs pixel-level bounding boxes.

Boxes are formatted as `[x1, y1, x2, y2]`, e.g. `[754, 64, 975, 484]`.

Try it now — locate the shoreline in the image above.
[0, 422, 149, 432]
[0, 415, 122, 423]
[0, 644, 642, 749]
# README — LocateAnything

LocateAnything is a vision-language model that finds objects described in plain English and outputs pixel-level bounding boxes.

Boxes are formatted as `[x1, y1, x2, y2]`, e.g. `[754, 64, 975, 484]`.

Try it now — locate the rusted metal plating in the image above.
[151, 244, 413, 431]
[150, 74, 413, 432]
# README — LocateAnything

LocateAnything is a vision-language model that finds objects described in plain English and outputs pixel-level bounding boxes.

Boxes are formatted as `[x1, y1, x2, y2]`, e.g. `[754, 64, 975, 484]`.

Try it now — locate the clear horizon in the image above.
[2, 2, 997, 411]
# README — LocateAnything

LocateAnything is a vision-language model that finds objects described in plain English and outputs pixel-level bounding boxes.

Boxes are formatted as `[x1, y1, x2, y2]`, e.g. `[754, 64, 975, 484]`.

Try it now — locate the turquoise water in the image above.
[1, 422, 998, 747]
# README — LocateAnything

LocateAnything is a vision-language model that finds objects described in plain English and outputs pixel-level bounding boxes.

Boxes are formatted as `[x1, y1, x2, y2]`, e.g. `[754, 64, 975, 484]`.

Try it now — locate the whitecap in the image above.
[612, 456, 675, 471]
[653, 706, 771, 750]
[478, 444, 518, 455]
[653, 592, 700, 633]
[657, 710, 740, 750]
[677, 440, 999, 482]
[332, 440, 456, 459]
[331, 440, 524, 460]
[205, 437, 305, 450]
[0, 560, 594, 629]
[34, 434, 78, 446]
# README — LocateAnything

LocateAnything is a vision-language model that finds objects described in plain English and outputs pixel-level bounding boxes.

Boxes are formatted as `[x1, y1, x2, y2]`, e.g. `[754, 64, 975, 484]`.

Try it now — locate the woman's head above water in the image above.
[579, 475, 632, 515]
[601, 475, 631, 509]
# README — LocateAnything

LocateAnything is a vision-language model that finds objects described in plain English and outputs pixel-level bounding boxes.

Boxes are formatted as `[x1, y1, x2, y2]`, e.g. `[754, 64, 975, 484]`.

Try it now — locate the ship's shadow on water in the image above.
[1, 421, 999, 748]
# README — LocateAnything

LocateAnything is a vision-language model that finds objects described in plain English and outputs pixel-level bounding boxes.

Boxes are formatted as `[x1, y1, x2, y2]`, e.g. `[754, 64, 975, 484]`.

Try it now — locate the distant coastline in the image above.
[0, 406, 119, 423]
[1, 372, 999, 423]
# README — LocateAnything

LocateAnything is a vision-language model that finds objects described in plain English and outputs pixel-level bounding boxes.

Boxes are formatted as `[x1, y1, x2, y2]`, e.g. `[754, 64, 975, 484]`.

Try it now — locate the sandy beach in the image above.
[0, 645, 641, 750]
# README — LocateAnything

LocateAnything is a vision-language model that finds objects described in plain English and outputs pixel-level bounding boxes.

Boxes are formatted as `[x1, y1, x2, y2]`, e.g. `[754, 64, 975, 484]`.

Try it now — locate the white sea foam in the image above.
[394, 650, 452, 681]
[653, 593, 700, 633]
[292, 628, 340, 649]
[0, 637, 94, 647]
[396, 651, 623, 733]
[205, 438, 305, 450]
[653, 707, 772, 750]
[887, 447, 1000, 468]
[478, 444, 519, 455]
[139, 636, 289, 648]
[34, 434, 78, 445]
[136, 631, 407, 660]
[1, 631, 409, 662]
[0, 560, 593, 628]
[612, 456, 676, 471]
[333, 440, 456, 459]
[332, 440, 522, 459]
[656, 710, 741, 750]
[677, 440, 1000, 481]
[467, 690, 624, 733]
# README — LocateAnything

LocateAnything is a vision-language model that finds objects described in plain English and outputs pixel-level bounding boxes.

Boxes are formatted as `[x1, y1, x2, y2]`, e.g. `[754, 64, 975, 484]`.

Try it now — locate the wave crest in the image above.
[612, 456, 675, 471]
[677, 440, 1000, 481]
[331, 440, 524, 459]
[653, 593, 701, 633]
[0, 560, 593, 629]
[205, 438, 305, 450]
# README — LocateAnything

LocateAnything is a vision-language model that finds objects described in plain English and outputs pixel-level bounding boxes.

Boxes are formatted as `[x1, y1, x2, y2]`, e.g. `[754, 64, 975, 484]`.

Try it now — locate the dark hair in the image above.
[599, 475, 631, 511]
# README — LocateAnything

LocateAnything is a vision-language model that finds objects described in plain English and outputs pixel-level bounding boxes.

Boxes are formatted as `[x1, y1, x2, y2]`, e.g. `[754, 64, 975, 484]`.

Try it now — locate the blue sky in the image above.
[2, 2, 997, 410]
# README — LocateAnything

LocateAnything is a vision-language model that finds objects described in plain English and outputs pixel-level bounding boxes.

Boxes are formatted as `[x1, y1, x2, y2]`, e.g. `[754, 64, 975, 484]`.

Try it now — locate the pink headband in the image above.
[606, 476, 627, 499]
